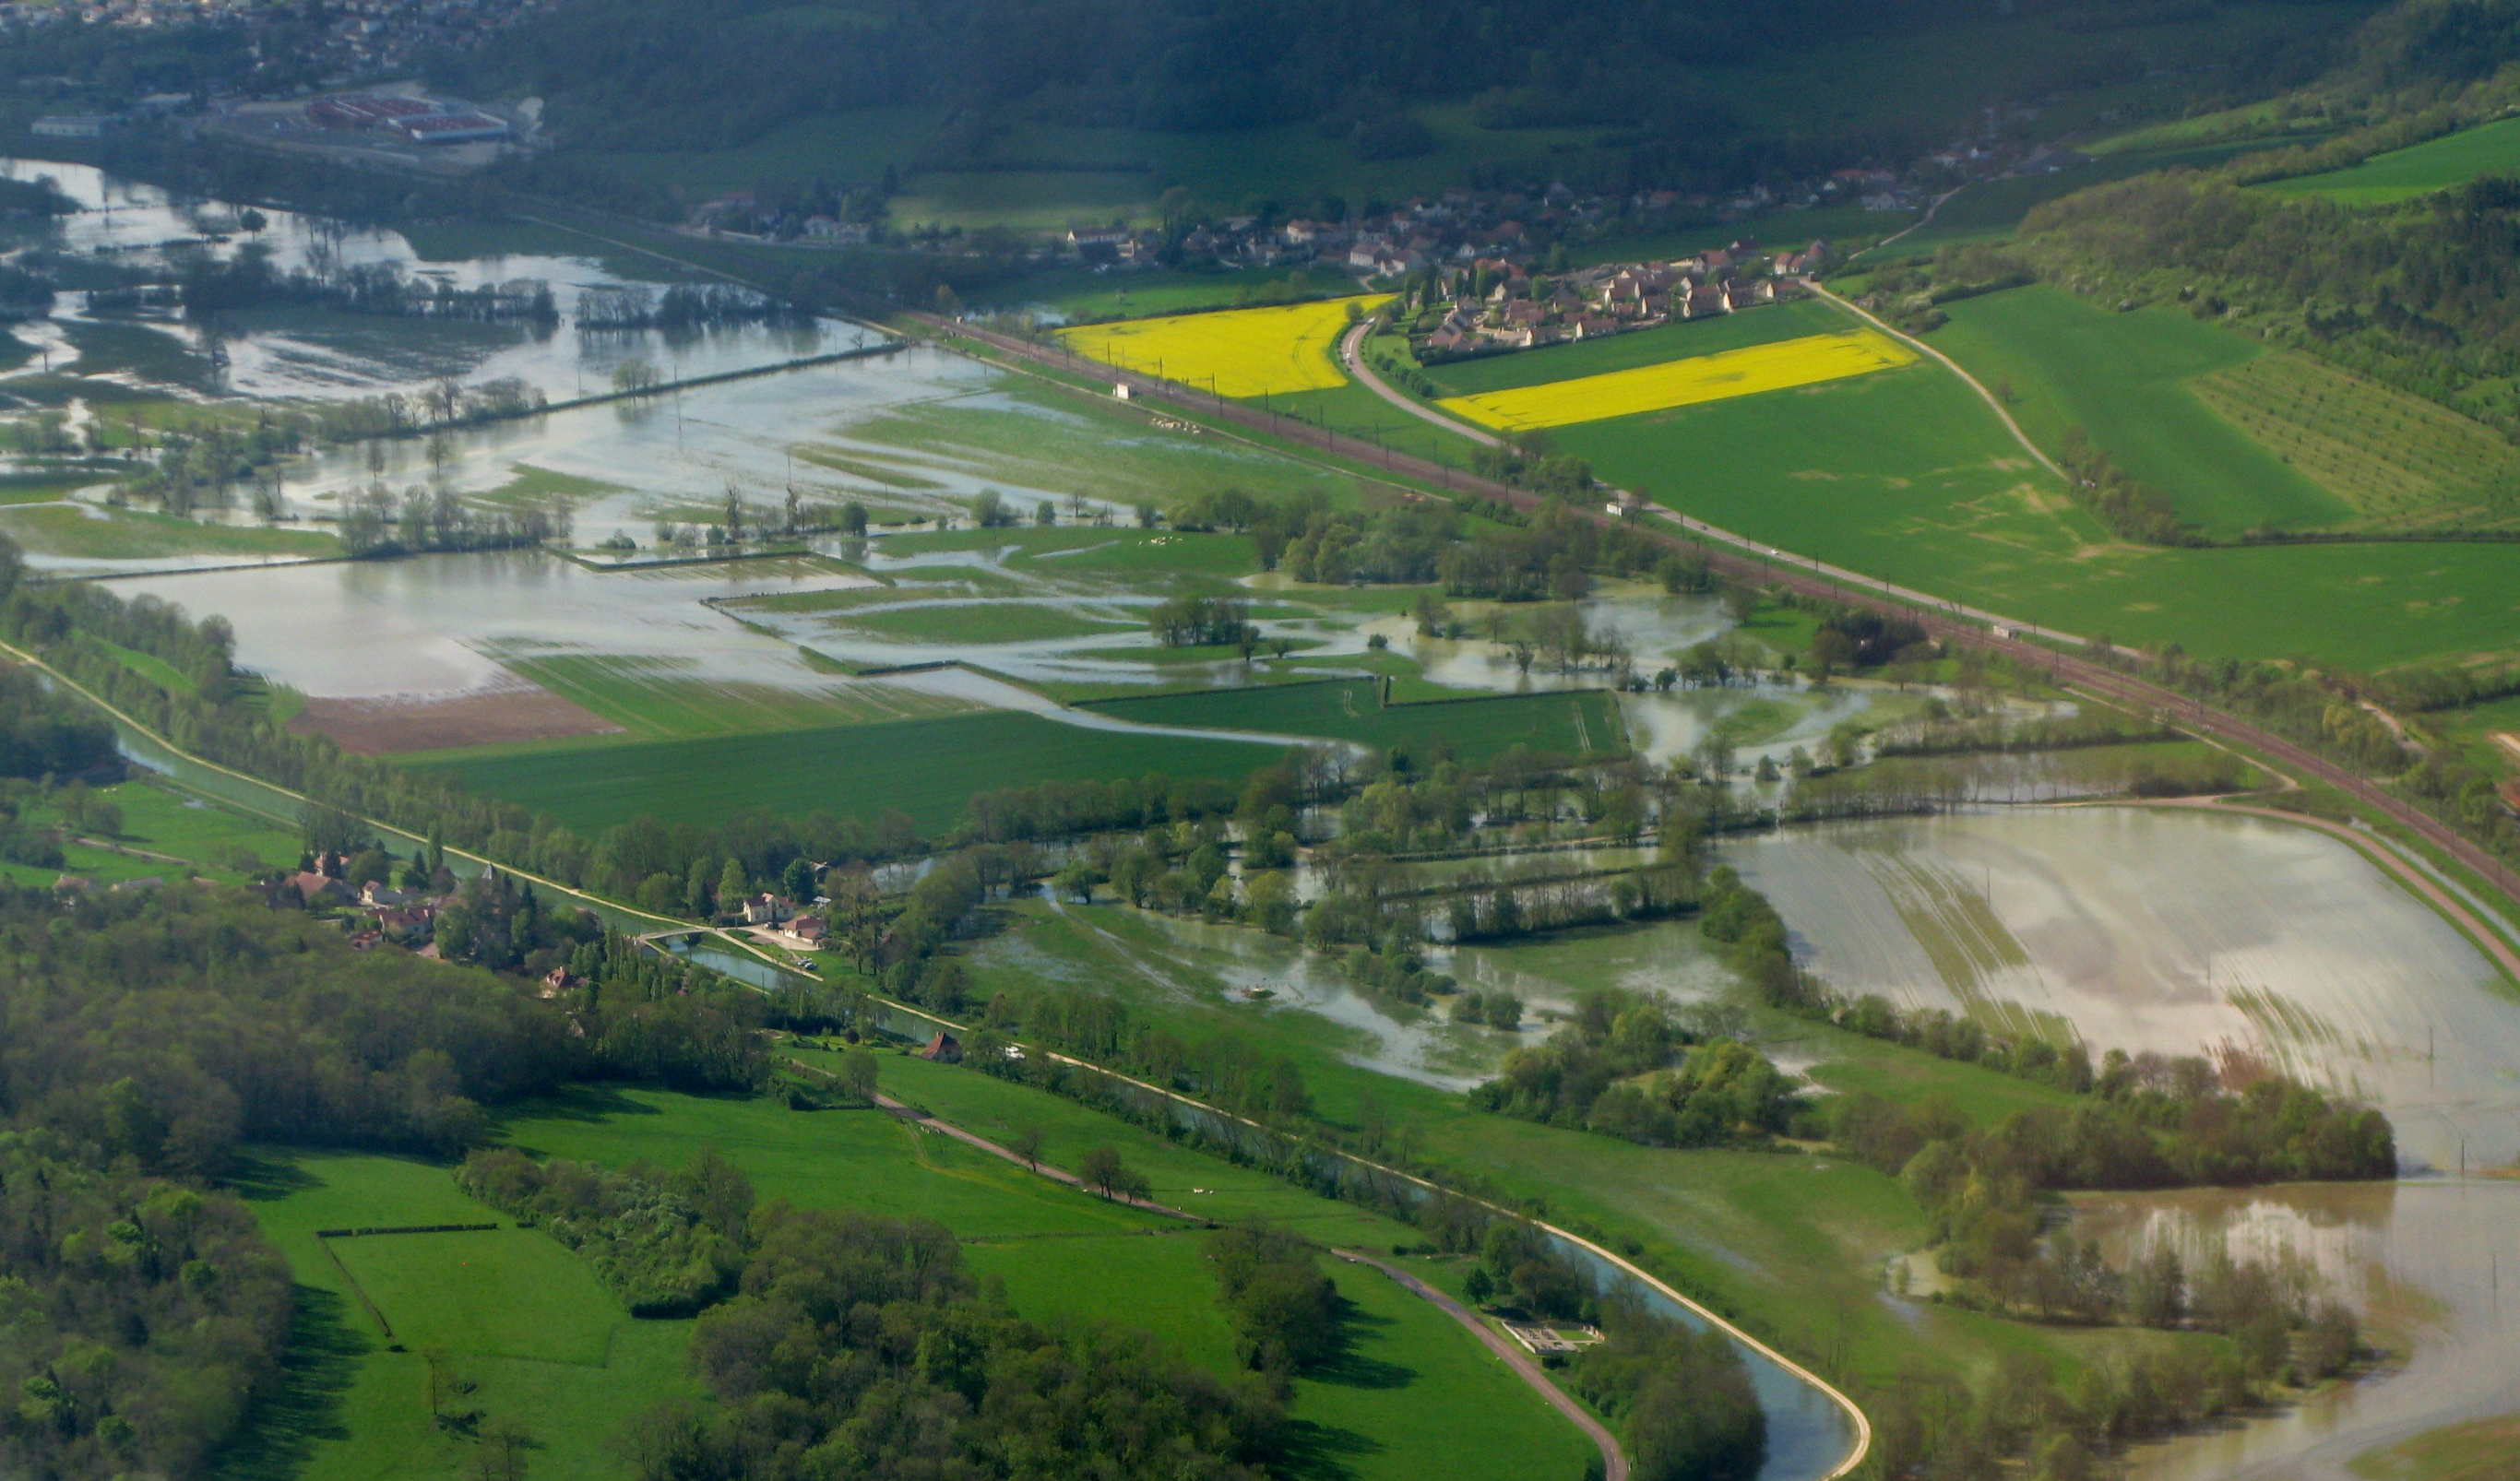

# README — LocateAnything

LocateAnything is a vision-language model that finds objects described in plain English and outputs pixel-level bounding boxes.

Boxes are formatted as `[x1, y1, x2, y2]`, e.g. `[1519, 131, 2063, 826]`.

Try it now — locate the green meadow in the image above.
[1552, 340, 2520, 669]
[945, 898, 2195, 1393]
[1082, 679, 1628, 759]
[409, 710, 1285, 835]
[1930, 286, 2353, 535]
[2265, 115, 2520, 204]
[0, 777, 303, 890]
[220, 1149, 698, 1481]
[224, 1076, 1599, 1481]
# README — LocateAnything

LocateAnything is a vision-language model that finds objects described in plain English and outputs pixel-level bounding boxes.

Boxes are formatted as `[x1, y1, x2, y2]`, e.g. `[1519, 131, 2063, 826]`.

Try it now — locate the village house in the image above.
[741, 892, 794, 926]
[780, 915, 828, 946]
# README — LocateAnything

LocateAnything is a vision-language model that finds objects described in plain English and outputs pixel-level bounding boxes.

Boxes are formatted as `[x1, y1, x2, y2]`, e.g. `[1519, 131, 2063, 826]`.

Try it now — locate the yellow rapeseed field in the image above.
[1055, 296, 1388, 398]
[1437, 328, 1920, 431]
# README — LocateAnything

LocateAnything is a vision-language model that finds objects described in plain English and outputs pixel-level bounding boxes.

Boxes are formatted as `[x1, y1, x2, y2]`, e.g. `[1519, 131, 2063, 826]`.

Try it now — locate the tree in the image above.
[780, 856, 818, 904]
[474, 1417, 533, 1481]
[1463, 1265, 1494, 1307]
[1008, 1126, 1044, 1171]
[838, 1048, 879, 1104]
[1078, 1146, 1146, 1202]
[716, 858, 749, 918]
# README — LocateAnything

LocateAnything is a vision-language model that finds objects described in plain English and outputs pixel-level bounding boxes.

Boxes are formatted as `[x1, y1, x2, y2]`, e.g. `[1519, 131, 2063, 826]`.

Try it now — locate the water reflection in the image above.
[1732, 810, 2520, 1171]
[0, 157, 846, 406]
[2075, 1181, 2520, 1481]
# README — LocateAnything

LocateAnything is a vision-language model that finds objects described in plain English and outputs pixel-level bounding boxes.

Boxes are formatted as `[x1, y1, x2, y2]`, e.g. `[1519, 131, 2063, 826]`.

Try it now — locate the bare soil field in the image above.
[288, 678, 623, 754]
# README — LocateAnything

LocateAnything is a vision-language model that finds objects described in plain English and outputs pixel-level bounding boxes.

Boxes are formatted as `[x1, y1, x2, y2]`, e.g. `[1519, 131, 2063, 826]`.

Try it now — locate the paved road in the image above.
[915, 314, 2520, 929]
[1337, 320, 1504, 446]
[1333, 1250, 1628, 1481]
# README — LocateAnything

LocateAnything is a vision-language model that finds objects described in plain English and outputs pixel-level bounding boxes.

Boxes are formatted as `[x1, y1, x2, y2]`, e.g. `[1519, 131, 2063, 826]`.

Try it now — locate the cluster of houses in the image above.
[731, 889, 832, 949]
[1409, 239, 1827, 358]
[267, 852, 446, 951]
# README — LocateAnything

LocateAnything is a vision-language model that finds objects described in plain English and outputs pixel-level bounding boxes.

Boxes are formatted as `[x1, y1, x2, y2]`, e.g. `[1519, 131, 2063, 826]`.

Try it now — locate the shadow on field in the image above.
[1313, 1299, 1410, 1391]
[225, 1151, 324, 1203]
[1277, 1417, 1383, 1481]
[493, 1082, 666, 1135]
[209, 1286, 370, 1481]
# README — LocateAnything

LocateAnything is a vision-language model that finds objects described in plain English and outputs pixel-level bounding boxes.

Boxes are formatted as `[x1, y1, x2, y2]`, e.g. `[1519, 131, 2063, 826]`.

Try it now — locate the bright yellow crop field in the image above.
[1055, 296, 1387, 397]
[1437, 328, 1920, 431]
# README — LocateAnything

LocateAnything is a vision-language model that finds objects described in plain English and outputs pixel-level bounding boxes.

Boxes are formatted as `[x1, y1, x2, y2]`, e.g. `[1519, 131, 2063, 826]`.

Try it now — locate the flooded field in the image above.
[0, 158, 833, 404]
[1730, 808, 2520, 1170]
[2075, 1180, 2520, 1481]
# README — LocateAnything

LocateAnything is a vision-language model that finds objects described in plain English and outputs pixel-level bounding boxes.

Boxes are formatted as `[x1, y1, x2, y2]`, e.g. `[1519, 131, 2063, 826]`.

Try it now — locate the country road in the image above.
[913, 309, 2520, 927]
[1337, 320, 1504, 446]
[1334, 1249, 1629, 1481]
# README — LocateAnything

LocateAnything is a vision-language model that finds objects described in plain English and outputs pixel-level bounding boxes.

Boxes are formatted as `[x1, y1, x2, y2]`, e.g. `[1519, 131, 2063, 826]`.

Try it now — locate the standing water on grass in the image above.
[1730, 807, 2520, 1171]
[0, 158, 841, 404]
[2075, 1180, 2520, 1481]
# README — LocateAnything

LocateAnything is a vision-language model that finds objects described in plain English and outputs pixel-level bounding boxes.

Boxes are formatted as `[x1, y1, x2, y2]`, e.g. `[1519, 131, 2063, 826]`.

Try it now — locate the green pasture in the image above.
[30, 776, 299, 875]
[875, 522, 1266, 580]
[1420, 301, 1842, 398]
[410, 709, 1283, 835]
[1081, 679, 1628, 759]
[1557, 350, 2520, 669]
[0, 503, 338, 563]
[2264, 116, 2520, 204]
[954, 897, 2174, 1394]
[499, 653, 972, 740]
[221, 1148, 698, 1481]
[504, 1077, 1596, 1481]
[1930, 286, 2350, 535]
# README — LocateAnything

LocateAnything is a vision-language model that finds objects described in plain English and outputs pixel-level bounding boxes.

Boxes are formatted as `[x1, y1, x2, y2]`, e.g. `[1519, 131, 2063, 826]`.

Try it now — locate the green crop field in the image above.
[969, 264, 1354, 321]
[410, 709, 1285, 835]
[2187, 351, 2520, 530]
[222, 1149, 699, 1481]
[1930, 286, 2352, 535]
[1873, 138, 2325, 259]
[2265, 115, 2520, 204]
[1419, 301, 1842, 398]
[1549, 322, 2520, 669]
[1082, 679, 1628, 759]
[499, 653, 976, 740]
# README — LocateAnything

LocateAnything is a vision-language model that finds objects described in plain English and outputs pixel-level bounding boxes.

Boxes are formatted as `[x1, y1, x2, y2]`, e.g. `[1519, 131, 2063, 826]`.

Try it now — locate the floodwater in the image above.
[2074, 1180, 2520, 1481]
[1729, 808, 2520, 1171]
[0, 158, 838, 403]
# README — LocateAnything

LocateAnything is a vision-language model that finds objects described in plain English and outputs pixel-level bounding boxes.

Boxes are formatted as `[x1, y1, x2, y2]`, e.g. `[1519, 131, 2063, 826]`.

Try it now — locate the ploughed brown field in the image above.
[288, 678, 621, 755]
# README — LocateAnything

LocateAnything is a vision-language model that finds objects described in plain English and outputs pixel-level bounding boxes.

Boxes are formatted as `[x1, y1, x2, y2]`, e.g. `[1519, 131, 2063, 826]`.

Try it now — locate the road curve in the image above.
[1337, 320, 1506, 446]
[1334, 1249, 1628, 1481]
